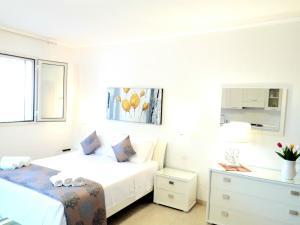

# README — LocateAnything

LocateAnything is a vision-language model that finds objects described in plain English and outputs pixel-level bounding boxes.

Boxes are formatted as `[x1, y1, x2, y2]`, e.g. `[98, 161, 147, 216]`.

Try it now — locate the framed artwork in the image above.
[107, 88, 163, 125]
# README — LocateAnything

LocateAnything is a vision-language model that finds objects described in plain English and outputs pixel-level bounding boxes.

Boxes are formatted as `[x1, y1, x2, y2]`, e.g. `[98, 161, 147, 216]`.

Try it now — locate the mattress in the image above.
[0, 151, 158, 225]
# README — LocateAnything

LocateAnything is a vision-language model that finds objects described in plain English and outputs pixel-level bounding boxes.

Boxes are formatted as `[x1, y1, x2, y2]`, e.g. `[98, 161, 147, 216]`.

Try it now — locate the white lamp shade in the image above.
[221, 121, 251, 143]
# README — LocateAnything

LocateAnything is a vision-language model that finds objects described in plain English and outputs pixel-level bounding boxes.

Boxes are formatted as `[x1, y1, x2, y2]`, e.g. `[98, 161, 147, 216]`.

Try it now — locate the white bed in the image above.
[0, 140, 167, 225]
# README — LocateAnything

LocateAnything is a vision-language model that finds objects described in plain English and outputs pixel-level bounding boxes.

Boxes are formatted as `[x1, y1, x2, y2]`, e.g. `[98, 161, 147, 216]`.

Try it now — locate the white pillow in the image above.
[95, 133, 128, 161]
[130, 139, 157, 164]
[95, 132, 157, 163]
[99, 133, 128, 146]
[95, 145, 117, 161]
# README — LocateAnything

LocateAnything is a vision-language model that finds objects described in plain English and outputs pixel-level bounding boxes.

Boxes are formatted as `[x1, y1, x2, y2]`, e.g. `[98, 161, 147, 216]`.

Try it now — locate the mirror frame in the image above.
[36, 60, 67, 122]
[221, 84, 288, 136]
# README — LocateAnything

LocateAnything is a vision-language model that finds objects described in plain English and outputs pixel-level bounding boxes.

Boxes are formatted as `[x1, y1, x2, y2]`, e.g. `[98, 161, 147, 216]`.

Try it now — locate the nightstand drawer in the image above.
[155, 189, 185, 210]
[156, 176, 187, 194]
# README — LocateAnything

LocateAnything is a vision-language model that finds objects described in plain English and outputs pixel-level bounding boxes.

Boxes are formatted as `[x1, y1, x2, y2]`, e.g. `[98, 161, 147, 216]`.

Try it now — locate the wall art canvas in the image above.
[107, 88, 163, 125]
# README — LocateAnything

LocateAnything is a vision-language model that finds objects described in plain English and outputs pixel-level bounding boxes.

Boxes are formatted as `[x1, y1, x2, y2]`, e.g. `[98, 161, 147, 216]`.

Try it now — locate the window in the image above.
[0, 54, 35, 123]
[36, 60, 67, 121]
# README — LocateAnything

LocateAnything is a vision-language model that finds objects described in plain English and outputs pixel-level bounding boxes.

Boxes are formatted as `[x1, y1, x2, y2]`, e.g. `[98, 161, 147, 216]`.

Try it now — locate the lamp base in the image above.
[224, 162, 241, 167]
[224, 148, 240, 167]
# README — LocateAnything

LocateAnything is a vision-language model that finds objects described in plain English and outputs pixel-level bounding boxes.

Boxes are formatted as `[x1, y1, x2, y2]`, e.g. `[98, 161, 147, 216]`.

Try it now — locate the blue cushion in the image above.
[112, 136, 136, 162]
[80, 131, 101, 155]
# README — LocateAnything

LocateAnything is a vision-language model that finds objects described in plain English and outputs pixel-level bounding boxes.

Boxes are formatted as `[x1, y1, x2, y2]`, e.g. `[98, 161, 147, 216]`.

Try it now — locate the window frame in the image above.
[0, 52, 36, 124]
[36, 60, 68, 122]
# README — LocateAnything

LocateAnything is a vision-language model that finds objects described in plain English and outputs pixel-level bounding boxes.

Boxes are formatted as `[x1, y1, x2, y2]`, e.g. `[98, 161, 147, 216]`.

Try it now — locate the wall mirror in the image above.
[220, 87, 287, 134]
[36, 60, 67, 121]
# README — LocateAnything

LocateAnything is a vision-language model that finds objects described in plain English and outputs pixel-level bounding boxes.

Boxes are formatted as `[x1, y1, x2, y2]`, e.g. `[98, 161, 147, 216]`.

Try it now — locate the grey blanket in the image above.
[0, 165, 106, 225]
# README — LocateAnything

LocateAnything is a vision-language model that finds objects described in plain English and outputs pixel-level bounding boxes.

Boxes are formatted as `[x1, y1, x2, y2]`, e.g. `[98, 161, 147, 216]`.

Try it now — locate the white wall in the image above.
[0, 20, 298, 201]
[2, 14, 298, 203]
[74, 21, 300, 201]
[0, 30, 77, 159]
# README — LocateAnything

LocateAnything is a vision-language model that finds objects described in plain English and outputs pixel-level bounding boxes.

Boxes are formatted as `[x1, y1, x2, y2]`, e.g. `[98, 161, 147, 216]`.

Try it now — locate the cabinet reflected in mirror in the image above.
[220, 87, 287, 134]
[36, 60, 67, 121]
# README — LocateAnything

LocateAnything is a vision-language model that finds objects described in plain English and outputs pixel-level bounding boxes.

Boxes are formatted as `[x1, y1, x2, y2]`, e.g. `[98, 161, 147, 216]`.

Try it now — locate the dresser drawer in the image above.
[210, 187, 300, 225]
[156, 176, 188, 194]
[208, 204, 290, 225]
[211, 171, 300, 206]
[154, 189, 186, 210]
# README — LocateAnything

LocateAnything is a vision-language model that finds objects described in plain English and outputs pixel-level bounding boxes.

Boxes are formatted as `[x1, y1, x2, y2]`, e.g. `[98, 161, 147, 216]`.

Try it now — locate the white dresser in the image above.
[207, 166, 300, 225]
[154, 168, 197, 212]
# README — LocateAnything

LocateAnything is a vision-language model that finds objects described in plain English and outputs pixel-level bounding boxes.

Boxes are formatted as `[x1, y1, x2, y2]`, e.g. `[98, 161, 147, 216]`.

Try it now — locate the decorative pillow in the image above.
[80, 131, 101, 155]
[112, 136, 136, 162]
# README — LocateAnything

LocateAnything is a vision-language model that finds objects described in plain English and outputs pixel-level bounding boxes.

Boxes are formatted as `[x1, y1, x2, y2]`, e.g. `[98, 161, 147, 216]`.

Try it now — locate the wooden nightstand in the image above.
[154, 168, 197, 212]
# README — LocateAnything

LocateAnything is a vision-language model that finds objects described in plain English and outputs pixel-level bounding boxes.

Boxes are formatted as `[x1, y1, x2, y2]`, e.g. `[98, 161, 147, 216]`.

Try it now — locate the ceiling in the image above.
[0, 0, 300, 47]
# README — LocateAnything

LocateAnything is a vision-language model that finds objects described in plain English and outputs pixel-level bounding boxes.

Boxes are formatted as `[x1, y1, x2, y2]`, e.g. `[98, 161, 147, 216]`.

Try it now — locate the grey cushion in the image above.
[112, 136, 136, 162]
[81, 131, 101, 155]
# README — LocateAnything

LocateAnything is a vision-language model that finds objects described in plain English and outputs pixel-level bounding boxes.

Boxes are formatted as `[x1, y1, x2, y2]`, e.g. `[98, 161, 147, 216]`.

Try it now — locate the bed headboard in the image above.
[152, 140, 167, 170]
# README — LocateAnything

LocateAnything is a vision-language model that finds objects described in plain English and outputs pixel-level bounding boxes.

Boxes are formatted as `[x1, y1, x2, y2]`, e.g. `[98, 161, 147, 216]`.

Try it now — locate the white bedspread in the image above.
[0, 151, 158, 225]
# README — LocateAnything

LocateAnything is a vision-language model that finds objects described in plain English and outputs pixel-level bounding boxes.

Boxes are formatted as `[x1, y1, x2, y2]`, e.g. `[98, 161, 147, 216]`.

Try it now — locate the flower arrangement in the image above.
[276, 142, 300, 161]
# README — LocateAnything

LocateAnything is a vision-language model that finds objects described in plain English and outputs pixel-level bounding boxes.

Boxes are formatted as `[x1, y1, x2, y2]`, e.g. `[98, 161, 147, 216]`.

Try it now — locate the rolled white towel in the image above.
[50, 175, 63, 187]
[62, 178, 73, 187]
[72, 177, 86, 187]
[57, 172, 73, 187]
[52, 172, 87, 187]
[20, 156, 31, 167]
[0, 160, 18, 170]
[0, 156, 31, 170]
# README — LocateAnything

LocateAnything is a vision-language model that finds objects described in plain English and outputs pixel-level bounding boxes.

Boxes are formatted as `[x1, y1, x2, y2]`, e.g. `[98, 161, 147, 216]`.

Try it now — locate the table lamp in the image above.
[221, 121, 251, 166]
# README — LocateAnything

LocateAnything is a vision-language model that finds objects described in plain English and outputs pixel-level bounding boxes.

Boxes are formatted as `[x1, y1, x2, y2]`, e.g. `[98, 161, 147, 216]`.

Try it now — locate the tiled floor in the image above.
[108, 199, 208, 225]
[1, 195, 208, 225]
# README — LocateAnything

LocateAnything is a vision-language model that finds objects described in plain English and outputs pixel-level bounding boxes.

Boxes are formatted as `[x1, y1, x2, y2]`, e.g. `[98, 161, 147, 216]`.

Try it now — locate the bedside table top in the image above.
[156, 168, 196, 181]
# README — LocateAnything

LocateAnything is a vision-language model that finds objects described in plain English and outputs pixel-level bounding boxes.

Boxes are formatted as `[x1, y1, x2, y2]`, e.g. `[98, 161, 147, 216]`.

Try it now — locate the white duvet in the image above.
[0, 151, 158, 225]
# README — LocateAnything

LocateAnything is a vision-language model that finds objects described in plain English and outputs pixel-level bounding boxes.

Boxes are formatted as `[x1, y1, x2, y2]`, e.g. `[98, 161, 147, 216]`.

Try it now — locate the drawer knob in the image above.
[290, 191, 300, 196]
[289, 210, 299, 216]
[222, 194, 230, 200]
[221, 211, 229, 218]
[169, 181, 174, 185]
[223, 177, 231, 183]
[168, 194, 174, 199]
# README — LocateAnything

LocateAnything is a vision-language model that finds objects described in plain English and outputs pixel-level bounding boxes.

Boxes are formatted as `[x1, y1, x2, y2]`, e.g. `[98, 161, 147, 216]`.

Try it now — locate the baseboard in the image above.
[196, 199, 207, 206]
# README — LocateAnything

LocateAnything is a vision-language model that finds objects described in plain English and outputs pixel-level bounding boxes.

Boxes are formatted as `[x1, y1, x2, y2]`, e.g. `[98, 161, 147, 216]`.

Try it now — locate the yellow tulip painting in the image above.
[142, 102, 149, 111]
[139, 102, 150, 120]
[140, 90, 145, 97]
[130, 93, 140, 110]
[123, 88, 130, 94]
[116, 95, 121, 102]
[107, 88, 163, 125]
[121, 99, 131, 112]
